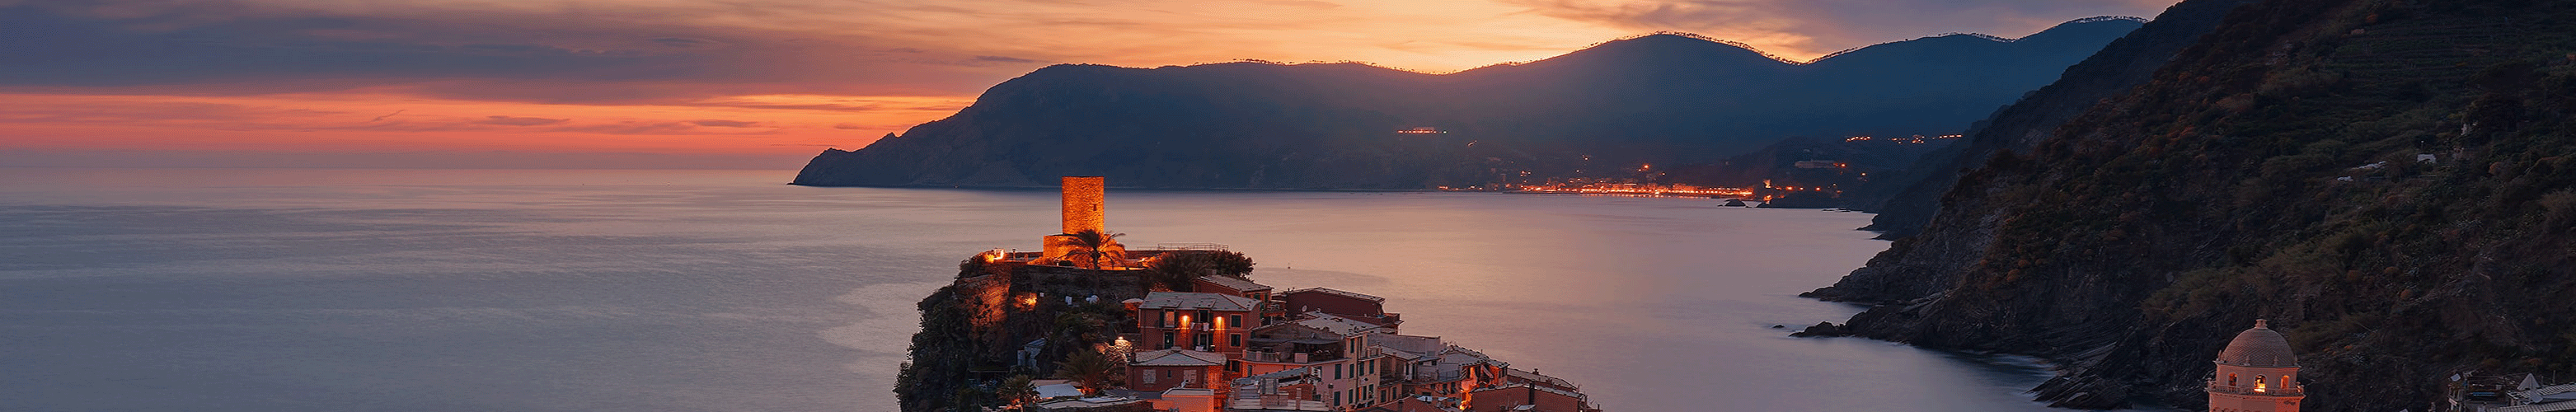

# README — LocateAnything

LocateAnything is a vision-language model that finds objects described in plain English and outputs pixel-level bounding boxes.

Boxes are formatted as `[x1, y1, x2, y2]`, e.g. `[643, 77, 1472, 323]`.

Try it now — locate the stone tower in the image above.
[1061, 176, 1105, 235]
[2208, 319, 2304, 412]
[1041, 176, 1124, 268]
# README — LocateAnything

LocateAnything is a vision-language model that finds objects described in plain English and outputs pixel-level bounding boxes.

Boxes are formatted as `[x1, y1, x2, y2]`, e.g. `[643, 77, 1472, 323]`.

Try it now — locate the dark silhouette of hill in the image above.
[1804, 0, 2576, 409]
[1847, 1, 2254, 237]
[794, 18, 2145, 189]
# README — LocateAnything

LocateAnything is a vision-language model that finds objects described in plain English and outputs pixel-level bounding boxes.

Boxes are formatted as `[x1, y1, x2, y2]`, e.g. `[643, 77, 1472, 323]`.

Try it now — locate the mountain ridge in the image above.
[794, 18, 2145, 190]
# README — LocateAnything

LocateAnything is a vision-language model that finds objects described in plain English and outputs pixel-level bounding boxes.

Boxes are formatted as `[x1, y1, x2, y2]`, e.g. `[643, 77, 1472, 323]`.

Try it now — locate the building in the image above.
[1131, 349, 1230, 391]
[1282, 288, 1402, 331]
[1194, 275, 1279, 321]
[1133, 292, 1262, 355]
[2208, 320, 2306, 412]
[1465, 384, 1597, 412]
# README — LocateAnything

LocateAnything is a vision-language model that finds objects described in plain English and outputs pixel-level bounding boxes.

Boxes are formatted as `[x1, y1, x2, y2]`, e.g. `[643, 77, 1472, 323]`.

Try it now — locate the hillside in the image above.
[1849, 0, 2255, 236]
[792, 19, 2142, 189]
[1804, 0, 2576, 410]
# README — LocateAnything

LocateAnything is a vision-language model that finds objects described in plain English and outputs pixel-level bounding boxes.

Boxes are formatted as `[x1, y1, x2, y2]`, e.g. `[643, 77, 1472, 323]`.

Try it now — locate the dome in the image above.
[2215, 319, 2299, 368]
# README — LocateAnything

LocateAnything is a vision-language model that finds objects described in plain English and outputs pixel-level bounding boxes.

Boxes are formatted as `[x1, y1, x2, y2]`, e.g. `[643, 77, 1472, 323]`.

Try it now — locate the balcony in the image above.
[1192, 322, 1213, 331]
[2208, 383, 2303, 396]
[1241, 351, 1342, 364]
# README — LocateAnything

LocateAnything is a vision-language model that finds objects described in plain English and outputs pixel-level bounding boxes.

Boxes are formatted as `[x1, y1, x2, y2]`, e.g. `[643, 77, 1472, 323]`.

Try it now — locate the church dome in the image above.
[2216, 319, 2299, 368]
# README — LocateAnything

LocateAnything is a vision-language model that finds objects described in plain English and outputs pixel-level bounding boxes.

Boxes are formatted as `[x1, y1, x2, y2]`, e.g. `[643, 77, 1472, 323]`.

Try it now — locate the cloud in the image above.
[973, 55, 1040, 63]
[0, 1, 1038, 102]
[476, 115, 570, 126]
[688, 119, 762, 128]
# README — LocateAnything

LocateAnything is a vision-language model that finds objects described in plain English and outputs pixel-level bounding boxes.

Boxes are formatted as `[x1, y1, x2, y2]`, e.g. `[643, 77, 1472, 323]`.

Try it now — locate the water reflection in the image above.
[0, 169, 2081, 411]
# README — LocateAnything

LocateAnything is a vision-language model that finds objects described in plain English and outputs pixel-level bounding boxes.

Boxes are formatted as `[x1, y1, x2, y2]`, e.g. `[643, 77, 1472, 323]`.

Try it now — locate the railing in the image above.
[1229, 398, 1330, 411]
[1154, 243, 1231, 251]
[2208, 383, 2303, 396]
[1241, 351, 1341, 363]
[1192, 322, 1212, 331]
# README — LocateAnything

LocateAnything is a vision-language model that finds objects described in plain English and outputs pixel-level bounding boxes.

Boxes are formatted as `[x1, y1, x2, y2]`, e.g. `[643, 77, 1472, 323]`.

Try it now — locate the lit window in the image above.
[2255, 376, 2268, 392]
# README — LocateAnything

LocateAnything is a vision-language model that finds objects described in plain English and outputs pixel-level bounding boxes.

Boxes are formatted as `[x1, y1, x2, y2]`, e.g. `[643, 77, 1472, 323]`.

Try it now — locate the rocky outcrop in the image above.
[1809, 0, 2576, 410]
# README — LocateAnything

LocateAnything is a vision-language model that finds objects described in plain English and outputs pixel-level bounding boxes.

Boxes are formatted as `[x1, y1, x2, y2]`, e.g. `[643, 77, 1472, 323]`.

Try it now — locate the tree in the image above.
[997, 374, 1038, 410]
[1065, 230, 1124, 269]
[1053, 349, 1123, 396]
[1143, 250, 1257, 291]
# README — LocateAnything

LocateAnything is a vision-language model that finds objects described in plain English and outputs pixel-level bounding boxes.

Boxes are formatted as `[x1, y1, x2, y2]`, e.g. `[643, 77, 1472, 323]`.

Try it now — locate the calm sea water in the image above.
[0, 168, 2081, 412]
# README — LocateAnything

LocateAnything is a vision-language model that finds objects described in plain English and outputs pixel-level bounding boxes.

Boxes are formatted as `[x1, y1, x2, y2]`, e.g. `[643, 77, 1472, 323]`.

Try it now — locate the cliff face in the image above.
[896, 262, 1147, 412]
[793, 21, 2142, 189]
[1851, 0, 2253, 236]
[1809, 0, 2576, 410]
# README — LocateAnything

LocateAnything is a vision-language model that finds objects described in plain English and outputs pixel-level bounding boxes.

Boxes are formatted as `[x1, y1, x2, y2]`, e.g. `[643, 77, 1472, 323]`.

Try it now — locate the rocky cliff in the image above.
[1807, 0, 2576, 410]
[793, 20, 2143, 189]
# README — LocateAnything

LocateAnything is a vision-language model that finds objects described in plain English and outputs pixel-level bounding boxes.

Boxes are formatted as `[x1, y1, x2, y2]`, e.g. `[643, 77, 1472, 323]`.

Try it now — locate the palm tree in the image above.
[1065, 230, 1124, 269]
[997, 374, 1038, 410]
[1053, 349, 1123, 396]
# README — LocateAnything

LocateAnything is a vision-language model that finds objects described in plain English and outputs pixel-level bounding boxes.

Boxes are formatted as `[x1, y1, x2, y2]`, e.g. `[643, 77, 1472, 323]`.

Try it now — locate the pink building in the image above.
[1135, 292, 1260, 355]
[1130, 349, 1228, 391]
[1281, 288, 1401, 332]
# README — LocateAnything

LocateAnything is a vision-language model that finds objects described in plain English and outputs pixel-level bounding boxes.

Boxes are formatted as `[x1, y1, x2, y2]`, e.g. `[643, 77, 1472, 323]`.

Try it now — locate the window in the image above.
[1334, 363, 1344, 379]
[1229, 315, 1242, 329]
[1163, 331, 1175, 348]
[1229, 334, 1242, 348]
[1143, 369, 1156, 384]
[2227, 373, 2236, 386]
[1195, 333, 1212, 349]
[1227, 360, 1240, 372]
[2255, 376, 2268, 392]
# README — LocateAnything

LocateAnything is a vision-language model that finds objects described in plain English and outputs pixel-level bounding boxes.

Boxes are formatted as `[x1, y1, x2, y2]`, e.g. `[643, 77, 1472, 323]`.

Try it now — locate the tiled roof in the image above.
[1195, 275, 1272, 292]
[1293, 312, 1382, 336]
[1369, 334, 1443, 355]
[1283, 287, 1384, 302]
[1141, 292, 1261, 311]
[1131, 349, 1227, 367]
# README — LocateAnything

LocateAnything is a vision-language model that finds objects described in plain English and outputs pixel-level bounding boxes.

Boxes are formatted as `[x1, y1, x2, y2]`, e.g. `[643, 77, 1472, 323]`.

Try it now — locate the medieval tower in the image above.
[1040, 176, 1124, 268]
[2208, 319, 2305, 412]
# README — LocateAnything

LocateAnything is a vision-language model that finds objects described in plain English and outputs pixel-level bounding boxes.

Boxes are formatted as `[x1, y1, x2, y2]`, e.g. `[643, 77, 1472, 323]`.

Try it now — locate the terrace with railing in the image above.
[2206, 382, 2303, 396]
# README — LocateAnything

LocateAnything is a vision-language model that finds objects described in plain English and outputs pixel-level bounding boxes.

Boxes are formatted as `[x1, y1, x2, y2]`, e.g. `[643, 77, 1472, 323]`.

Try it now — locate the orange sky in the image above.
[1, 0, 2179, 169]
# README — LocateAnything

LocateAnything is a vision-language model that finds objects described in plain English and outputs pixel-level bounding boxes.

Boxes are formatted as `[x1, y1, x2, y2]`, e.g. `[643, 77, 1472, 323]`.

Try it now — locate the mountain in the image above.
[1846, 0, 2255, 236]
[1804, 0, 2576, 409]
[792, 19, 2145, 189]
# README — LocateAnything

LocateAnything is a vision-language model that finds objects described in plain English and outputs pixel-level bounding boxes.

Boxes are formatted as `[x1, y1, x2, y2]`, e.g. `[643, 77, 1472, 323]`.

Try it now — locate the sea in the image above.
[0, 168, 2090, 412]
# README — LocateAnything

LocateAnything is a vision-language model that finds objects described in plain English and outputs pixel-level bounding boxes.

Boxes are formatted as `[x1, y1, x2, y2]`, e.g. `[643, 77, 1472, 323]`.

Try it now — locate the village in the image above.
[956, 177, 1602, 412]
[942, 177, 2576, 412]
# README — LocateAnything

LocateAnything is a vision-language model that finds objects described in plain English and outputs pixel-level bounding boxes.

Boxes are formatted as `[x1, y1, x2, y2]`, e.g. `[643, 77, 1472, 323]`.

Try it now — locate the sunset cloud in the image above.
[476, 116, 570, 126]
[0, 0, 2179, 168]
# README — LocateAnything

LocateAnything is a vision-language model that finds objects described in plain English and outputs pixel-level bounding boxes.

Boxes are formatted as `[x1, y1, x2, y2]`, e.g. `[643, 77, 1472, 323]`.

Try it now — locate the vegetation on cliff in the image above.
[1811, 0, 2576, 410]
[895, 250, 1255, 412]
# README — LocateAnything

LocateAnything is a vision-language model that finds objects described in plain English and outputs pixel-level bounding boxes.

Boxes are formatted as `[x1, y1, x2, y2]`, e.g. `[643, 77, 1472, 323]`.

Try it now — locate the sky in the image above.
[0, 0, 2180, 169]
